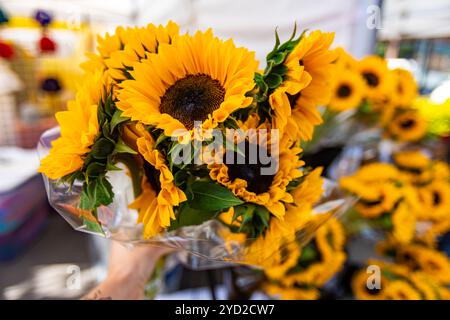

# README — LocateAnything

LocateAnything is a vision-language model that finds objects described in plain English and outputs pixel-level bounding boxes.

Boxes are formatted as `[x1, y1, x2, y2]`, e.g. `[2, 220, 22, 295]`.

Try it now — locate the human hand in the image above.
[83, 241, 173, 300]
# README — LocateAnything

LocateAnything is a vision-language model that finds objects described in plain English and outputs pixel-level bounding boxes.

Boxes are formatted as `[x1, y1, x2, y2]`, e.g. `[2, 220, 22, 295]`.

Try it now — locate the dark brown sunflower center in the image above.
[337, 84, 352, 98]
[160, 74, 225, 130]
[362, 72, 379, 87]
[400, 118, 416, 129]
[224, 141, 276, 194]
[433, 191, 442, 206]
[143, 162, 161, 193]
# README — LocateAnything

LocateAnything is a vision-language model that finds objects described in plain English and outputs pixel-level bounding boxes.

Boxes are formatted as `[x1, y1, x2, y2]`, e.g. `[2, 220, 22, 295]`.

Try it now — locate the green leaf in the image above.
[254, 72, 268, 93]
[265, 73, 283, 89]
[270, 51, 287, 65]
[86, 162, 106, 177]
[79, 177, 114, 210]
[83, 216, 104, 234]
[254, 206, 270, 228]
[95, 177, 114, 207]
[168, 204, 217, 230]
[189, 181, 243, 211]
[110, 110, 129, 132]
[91, 137, 115, 159]
[114, 138, 137, 155]
[106, 161, 122, 171]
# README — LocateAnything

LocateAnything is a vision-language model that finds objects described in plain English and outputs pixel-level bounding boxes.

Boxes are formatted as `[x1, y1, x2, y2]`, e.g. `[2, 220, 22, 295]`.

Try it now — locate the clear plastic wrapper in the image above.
[38, 127, 354, 270]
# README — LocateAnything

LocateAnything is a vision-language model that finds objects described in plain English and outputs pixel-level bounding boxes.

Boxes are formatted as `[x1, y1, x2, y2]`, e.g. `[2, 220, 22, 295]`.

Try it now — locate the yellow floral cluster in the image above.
[341, 150, 450, 300]
[340, 150, 450, 244]
[327, 49, 428, 142]
[352, 259, 450, 300]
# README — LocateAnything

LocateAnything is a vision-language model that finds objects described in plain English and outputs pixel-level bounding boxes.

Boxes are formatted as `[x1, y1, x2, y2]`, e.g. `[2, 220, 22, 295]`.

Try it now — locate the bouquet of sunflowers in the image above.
[38, 21, 351, 268]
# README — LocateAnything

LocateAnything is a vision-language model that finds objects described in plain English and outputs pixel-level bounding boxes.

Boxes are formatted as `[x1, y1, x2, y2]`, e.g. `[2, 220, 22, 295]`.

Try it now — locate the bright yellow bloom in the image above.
[128, 124, 187, 238]
[270, 31, 336, 142]
[357, 55, 392, 100]
[39, 70, 111, 179]
[208, 145, 304, 219]
[328, 70, 366, 112]
[387, 110, 428, 142]
[105, 21, 180, 82]
[418, 181, 450, 221]
[391, 68, 417, 108]
[117, 29, 258, 140]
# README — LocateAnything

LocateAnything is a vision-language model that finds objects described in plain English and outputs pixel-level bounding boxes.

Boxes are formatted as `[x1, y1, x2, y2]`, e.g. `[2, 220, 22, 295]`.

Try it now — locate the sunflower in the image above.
[81, 26, 138, 73]
[357, 55, 391, 100]
[383, 280, 421, 300]
[328, 70, 366, 112]
[105, 21, 180, 82]
[354, 183, 401, 218]
[208, 142, 304, 219]
[127, 123, 187, 238]
[391, 68, 417, 107]
[352, 269, 387, 300]
[396, 245, 450, 284]
[39, 70, 111, 179]
[418, 181, 450, 221]
[270, 31, 336, 142]
[117, 30, 258, 140]
[387, 111, 427, 142]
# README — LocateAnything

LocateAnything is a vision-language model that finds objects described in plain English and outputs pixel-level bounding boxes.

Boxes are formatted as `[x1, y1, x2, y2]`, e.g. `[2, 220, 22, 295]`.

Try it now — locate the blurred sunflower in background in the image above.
[387, 110, 428, 142]
[391, 68, 418, 108]
[117, 30, 258, 140]
[357, 55, 391, 100]
[328, 71, 366, 112]
[263, 217, 346, 300]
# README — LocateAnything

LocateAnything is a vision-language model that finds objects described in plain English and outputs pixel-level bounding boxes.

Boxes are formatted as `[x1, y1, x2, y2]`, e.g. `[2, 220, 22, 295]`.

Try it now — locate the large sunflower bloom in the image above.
[117, 30, 258, 140]
[270, 31, 337, 142]
[127, 124, 187, 238]
[39, 70, 111, 179]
